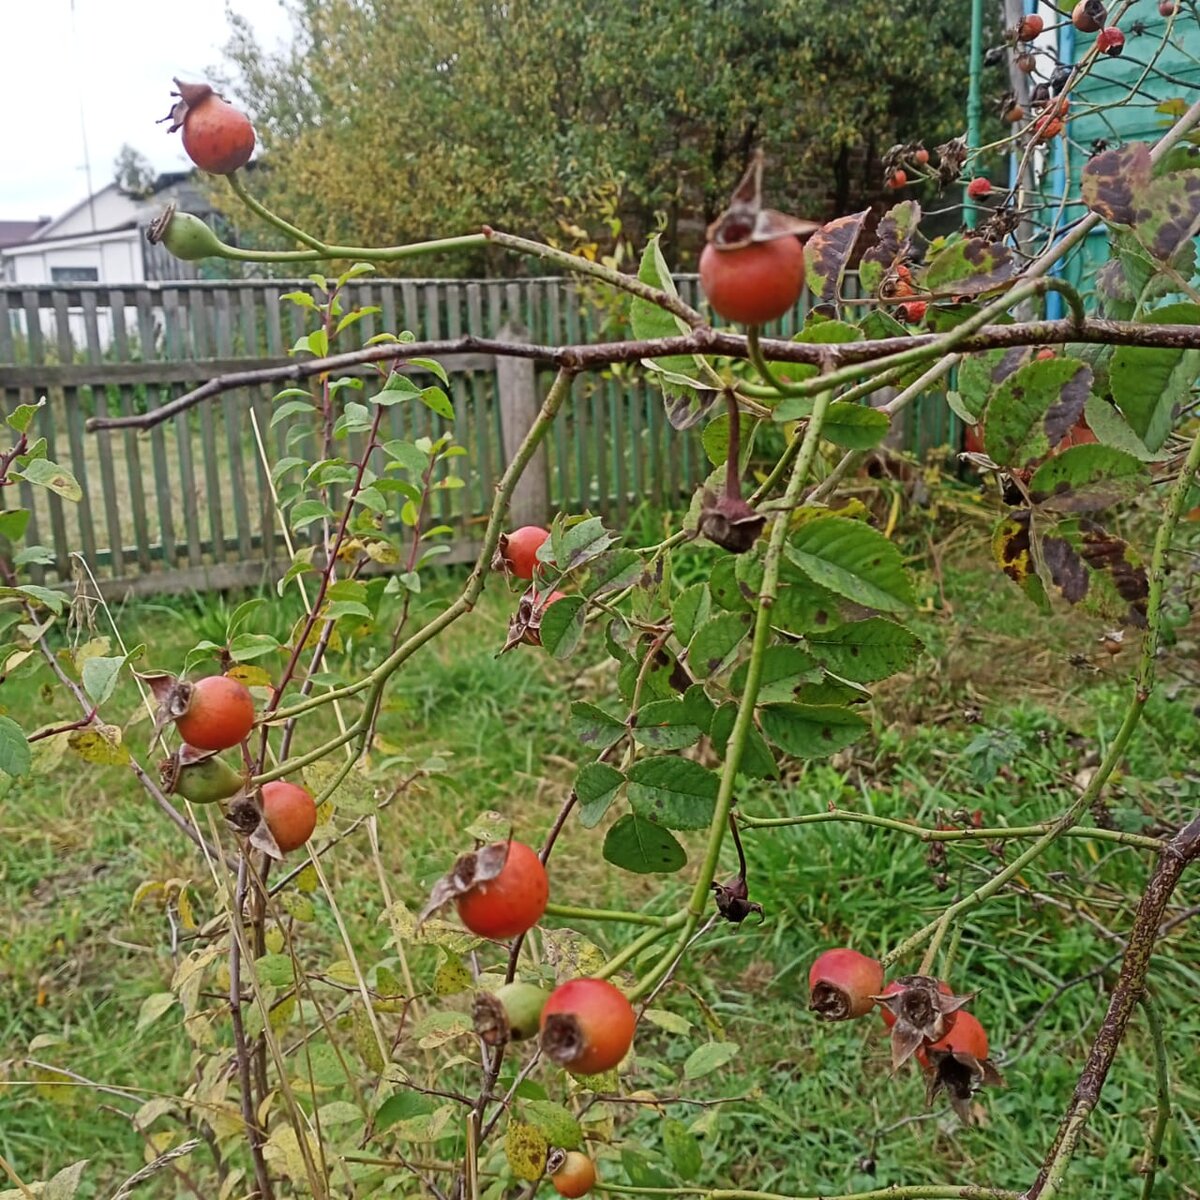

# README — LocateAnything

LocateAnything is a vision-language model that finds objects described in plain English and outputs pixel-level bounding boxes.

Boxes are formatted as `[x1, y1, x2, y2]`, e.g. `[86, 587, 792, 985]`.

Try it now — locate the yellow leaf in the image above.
[505, 1121, 549, 1181]
[226, 664, 273, 689]
[68, 725, 129, 765]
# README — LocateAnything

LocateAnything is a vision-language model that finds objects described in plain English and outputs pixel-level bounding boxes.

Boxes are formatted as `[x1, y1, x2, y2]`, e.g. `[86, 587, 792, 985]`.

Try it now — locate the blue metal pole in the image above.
[964, 0, 985, 229]
[1046, 15, 1075, 320]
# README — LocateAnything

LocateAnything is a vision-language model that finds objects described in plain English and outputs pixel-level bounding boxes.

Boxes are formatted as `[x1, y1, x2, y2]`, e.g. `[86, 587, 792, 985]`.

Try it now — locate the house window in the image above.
[50, 266, 99, 283]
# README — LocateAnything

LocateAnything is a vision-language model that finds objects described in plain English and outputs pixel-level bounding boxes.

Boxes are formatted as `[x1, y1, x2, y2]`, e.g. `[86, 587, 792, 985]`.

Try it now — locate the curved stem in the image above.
[206, 232, 488, 264]
[594, 1186, 1019, 1200]
[227, 173, 331, 253]
[738, 809, 1165, 853]
[543, 902, 669, 928]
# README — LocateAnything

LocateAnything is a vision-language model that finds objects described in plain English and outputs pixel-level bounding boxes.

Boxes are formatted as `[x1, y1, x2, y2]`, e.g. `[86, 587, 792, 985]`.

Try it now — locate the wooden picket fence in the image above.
[0, 277, 955, 597]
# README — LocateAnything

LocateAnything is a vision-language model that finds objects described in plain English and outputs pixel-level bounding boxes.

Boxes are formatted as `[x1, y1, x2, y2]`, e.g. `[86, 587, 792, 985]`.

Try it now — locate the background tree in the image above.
[112, 143, 157, 197]
[222, 0, 991, 274]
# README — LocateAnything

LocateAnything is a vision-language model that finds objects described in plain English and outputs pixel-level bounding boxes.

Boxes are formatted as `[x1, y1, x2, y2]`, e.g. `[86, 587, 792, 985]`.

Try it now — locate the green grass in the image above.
[2, 528, 1199, 1199]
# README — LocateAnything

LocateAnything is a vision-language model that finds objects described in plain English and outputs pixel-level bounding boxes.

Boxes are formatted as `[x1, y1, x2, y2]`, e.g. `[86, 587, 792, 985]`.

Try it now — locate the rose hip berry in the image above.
[473, 981, 548, 1046]
[174, 675, 256, 751]
[808, 948, 884, 1020]
[1017, 12, 1044, 39]
[1072, 0, 1108, 32]
[161, 79, 255, 175]
[497, 525, 549, 579]
[886, 168, 908, 190]
[900, 301, 928, 324]
[966, 177, 993, 199]
[1097, 26, 1125, 55]
[549, 1150, 598, 1199]
[455, 840, 548, 939]
[700, 238, 806, 326]
[261, 781, 317, 854]
[917, 1010, 1004, 1121]
[541, 978, 636, 1075]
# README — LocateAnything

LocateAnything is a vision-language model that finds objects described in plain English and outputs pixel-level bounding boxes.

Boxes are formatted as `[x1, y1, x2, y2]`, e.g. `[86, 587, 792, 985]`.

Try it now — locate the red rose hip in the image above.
[540, 978, 636, 1075]
[808, 948, 884, 1020]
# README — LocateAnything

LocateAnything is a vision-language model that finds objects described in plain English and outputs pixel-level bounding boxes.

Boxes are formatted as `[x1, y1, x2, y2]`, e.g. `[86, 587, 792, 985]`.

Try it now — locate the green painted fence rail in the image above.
[0, 275, 953, 598]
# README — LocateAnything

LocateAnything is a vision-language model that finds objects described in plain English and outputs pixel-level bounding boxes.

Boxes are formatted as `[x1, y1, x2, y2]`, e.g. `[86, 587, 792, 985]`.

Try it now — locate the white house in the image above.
[0, 173, 215, 285]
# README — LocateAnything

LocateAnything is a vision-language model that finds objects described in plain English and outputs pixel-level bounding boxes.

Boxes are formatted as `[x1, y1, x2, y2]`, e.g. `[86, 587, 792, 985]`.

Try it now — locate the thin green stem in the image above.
[594, 1186, 1019, 1200]
[543, 902, 669, 928]
[738, 809, 1165, 852]
[595, 920, 681, 982]
[1138, 994, 1170, 1200]
[918, 911, 954, 977]
[883, 421, 1200, 971]
[227, 174, 331, 253]
[203, 231, 488, 265]
[483, 229, 705, 329]
[628, 390, 834, 1004]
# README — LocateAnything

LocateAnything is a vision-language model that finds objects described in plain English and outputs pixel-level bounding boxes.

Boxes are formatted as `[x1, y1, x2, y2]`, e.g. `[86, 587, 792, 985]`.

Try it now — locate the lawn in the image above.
[2, 511, 1198, 1200]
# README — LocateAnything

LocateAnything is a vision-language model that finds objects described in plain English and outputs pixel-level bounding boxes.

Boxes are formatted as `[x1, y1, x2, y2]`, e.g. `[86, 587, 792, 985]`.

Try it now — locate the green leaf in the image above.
[581, 548, 643, 598]
[6, 397, 44, 433]
[254, 954, 295, 986]
[759, 703, 869, 758]
[626, 756, 719, 830]
[15, 584, 66, 614]
[539, 595, 587, 659]
[381, 439, 429, 474]
[687, 611, 753, 676]
[229, 633, 281, 662]
[520, 1101, 583, 1150]
[0, 509, 30, 542]
[805, 619, 922, 683]
[1110, 303, 1200, 453]
[603, 814, 687, 874]
[270, 398, 314, 428]
[858, 200, 921, 294]
[702, 412, 758, 470]
[80, 655, 128, 707]
[14, 458, 82, 502]
[1028, 445, 1150, 512]
[983, 359, 1092, 468]
[324, 600, 372, 621]
[290, 499, 336, 530]
[575, 762, 624, 828]
[570, 702, 627, 750]
[709, 703, 778, 779]
[0, 715, 31, 778]
[419, 386, 454, 420]
[642, 1008, 691, 1035]
[786, 515, 914, 613]
[1084, 395, 1161, 462]
[682, 1040, 740, 1080]
[632, 236, 718, 430]
[672, 584, 711, 647]
[631, 699, 704, 749]
[662, 1118, 702, 1181]
[730, 645, 819, 703]
[406, 357, 449, 385]
[818, 402, 890, 449]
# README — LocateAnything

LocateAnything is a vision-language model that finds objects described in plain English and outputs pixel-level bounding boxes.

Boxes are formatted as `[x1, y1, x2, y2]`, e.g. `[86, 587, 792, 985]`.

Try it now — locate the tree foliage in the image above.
[223, 0, 986, 273]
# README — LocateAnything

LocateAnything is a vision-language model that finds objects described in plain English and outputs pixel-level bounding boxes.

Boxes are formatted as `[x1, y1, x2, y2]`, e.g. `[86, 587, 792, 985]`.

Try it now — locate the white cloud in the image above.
[0, 0, 293, 220]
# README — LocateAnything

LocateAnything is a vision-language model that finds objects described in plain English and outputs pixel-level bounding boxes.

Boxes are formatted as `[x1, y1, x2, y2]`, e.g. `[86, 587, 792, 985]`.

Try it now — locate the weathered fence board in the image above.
[0, 277, 729, 595]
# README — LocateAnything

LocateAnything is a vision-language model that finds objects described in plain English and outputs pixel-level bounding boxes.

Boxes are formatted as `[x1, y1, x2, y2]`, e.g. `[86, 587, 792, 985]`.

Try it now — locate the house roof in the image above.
[32, 172, 198, 241]
[0, 220, 50, 249]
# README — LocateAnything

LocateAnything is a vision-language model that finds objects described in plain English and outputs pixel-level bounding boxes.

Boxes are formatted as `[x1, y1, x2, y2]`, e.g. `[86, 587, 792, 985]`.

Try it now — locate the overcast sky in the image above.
[0, 0, 295, 221]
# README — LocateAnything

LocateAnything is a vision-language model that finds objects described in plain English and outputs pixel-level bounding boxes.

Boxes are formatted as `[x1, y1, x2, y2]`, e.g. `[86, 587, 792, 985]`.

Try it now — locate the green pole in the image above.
[964, 0, 985, 229]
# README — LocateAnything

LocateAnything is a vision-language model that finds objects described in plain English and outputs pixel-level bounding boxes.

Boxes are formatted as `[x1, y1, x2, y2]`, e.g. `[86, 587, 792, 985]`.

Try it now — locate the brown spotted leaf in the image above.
[957, 347, 1034, 419]
[992, 511, 1049, 610]
[983, 359, 1092, 468]
[1041, 519, 1148, 627]
[68, 724, 130, 765]
[804, 210, 869, 304]
[1132, 170, 1200, 266]
[858, 201, 921, 295]
[1082, 142, 1152, 226]
[1028, 445, 1149, 512]
[922, 238, 1014, 296]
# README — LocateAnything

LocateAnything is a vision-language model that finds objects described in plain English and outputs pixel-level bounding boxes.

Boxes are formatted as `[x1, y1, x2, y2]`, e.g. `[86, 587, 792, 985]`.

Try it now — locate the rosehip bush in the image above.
[5, 40, 1200, 1200]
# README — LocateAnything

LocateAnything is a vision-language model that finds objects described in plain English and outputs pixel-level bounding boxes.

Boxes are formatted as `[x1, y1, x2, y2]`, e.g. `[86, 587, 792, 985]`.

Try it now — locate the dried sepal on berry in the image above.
[501, 587, 566, 652]
[225, 792, 285, 861]
[874, 974, 974, 1069]
[711, 873, 763, 924]
[419, 840, 513, 925]
[921, 1012, 1004, 1124]
[706, 149, 820, 250]
[697, 490, 765, 555]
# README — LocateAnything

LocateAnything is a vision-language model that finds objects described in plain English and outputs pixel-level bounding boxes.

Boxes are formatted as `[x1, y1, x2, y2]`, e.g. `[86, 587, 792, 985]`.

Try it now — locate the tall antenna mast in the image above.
[71, 0, 98, 230]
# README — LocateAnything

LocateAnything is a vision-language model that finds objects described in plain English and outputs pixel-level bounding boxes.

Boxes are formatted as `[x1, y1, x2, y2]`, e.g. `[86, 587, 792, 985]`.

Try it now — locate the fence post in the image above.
[495, 321, 550, 527]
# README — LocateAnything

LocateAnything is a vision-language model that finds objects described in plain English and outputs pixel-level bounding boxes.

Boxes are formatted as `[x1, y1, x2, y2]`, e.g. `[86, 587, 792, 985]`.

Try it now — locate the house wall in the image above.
[39, 186, 140, 240]
[3, 230, 144, 286]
